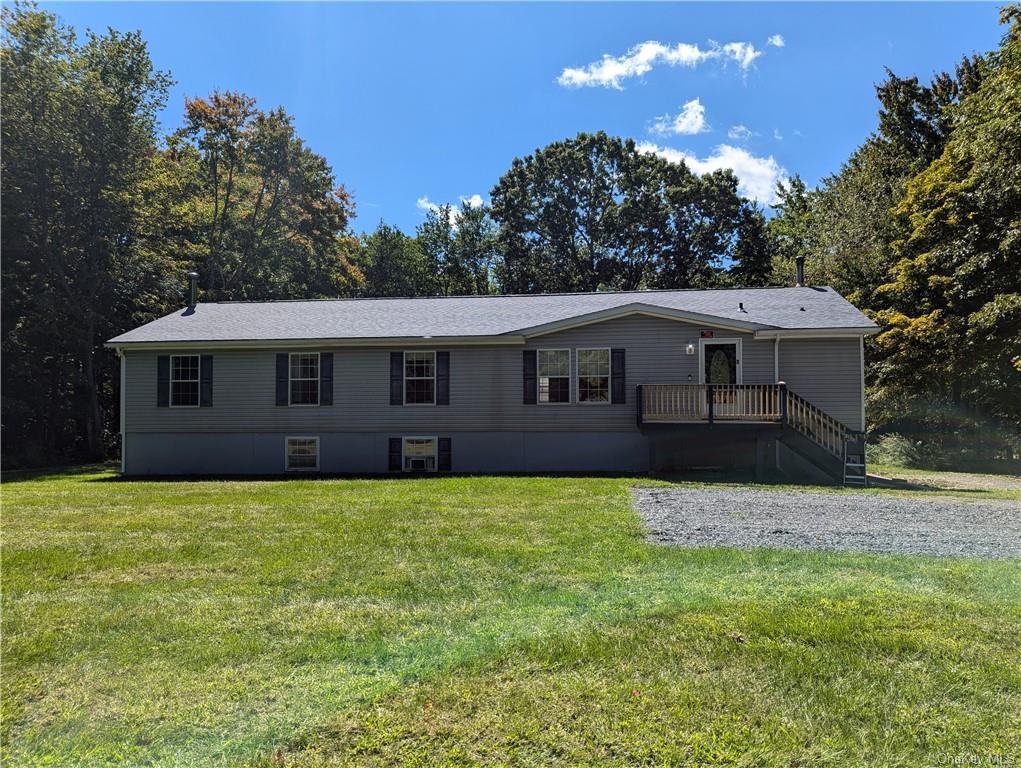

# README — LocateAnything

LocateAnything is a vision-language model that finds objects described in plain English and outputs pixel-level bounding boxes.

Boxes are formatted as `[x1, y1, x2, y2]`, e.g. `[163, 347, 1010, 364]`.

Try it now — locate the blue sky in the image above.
[46, 2, 1002, 233]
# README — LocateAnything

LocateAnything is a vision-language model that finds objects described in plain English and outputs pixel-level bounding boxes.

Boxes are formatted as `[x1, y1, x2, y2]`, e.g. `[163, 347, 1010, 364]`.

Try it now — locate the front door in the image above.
[702, 341, 740, 384]
[701, 340, 742, 417]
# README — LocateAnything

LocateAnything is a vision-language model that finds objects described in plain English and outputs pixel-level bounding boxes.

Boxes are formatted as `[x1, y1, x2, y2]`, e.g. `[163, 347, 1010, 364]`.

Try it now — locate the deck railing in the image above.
[638, 383, 783, 425]
[637, 382, 854, 461]
[783, 389, 847, 459]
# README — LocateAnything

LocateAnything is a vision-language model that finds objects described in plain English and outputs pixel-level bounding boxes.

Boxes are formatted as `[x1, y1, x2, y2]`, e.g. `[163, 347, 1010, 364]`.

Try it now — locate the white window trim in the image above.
[285, 436, 320, 472]
[403, 350, 437, 407]
[698, 338, 743, 385]
[288, 351, 320, 407]
[401, 435, 438, 472]
[575, 347, 612, 406]
[536, 347, 572, 405]
[169, 354, 201, 408]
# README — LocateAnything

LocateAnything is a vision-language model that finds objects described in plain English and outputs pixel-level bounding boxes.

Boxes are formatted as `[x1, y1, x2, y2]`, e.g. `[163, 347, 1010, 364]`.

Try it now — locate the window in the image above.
[286, 437, 319, 471]
[538, 349, 570, 403]
[289, 352, 319, 405]
[577, 348, 610, 404]
[170, 355, 200, 407]
[403, 437, 436, 472]
[404, 351, 435, 405]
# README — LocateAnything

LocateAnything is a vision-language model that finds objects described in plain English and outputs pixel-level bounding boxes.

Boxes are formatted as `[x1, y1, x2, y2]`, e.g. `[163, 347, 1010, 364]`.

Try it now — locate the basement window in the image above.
[285, 437, 319, 471]
[403, 437, 436, 472]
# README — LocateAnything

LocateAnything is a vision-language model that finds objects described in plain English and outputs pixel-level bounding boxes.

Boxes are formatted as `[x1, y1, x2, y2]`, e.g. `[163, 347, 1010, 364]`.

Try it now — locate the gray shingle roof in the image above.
[107, 287, 878, 345]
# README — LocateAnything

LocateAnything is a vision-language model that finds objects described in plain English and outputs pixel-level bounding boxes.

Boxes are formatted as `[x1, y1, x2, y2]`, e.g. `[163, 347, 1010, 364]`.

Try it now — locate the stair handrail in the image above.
[779, 383, 855, 459]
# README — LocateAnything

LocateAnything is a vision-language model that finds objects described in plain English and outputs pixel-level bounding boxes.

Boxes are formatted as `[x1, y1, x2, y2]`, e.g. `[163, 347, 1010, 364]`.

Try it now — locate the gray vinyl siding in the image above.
[779, 338, 863, 430]
[123, 314, 862, 435]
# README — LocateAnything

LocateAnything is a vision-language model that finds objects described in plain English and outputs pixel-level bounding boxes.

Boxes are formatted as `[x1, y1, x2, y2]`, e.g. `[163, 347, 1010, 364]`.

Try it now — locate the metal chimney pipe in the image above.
[795, 256, 805, 287]
[187, 271, 199, 308]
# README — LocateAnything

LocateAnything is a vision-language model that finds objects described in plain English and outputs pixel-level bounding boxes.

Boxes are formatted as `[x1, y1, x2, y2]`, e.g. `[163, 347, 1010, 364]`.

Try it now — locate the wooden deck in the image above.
[637, 383, 852, 461]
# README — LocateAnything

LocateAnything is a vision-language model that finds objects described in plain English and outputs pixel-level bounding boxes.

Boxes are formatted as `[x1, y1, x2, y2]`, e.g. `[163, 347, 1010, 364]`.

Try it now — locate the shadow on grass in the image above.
[1, 462, 118, 484]
[650, 469, 991, 495]
[83, 470, 657, 484]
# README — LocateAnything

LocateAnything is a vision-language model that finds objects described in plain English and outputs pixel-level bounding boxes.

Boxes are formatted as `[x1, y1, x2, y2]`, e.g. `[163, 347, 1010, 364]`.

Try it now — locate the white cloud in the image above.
[416, 194, 486, 229]
[767, 34, 785, 48]
[558, 39, 764, 89]
[651, 98, 708, 136]
[727, 124, 753, 141]
[637, 141, 786, 205]
[721, 42, 762, 70]
[773, 128, 783, 141]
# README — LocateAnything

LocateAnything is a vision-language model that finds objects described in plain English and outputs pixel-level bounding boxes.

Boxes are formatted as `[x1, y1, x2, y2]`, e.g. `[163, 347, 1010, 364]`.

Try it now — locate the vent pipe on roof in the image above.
[187, 271, 199, 309]
[795, 256, 805, 287]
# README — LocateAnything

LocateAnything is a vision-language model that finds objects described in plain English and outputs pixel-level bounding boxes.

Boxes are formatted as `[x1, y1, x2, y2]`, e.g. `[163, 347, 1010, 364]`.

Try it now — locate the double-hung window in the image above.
[285, 437, 319, 471]
[170, 355, 200, 407]
[577, 348, 610, 404]
[404, 351, 435, 405]
[538, 349, 571, 404]
[289, 352, 319, 405]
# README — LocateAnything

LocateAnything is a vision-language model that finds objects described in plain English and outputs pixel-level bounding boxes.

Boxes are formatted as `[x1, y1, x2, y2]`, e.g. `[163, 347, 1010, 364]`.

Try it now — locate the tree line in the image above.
[2, 3, 1018, 468]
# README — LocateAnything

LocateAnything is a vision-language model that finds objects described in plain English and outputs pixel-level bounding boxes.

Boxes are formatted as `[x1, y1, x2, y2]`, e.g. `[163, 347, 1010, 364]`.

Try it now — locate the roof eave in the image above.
[104, 334, 528, 351]
[753, 326, 880, 339]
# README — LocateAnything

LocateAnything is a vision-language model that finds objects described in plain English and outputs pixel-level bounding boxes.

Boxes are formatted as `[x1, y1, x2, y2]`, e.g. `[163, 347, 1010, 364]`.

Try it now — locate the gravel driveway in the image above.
[632, 487, 1021, 559]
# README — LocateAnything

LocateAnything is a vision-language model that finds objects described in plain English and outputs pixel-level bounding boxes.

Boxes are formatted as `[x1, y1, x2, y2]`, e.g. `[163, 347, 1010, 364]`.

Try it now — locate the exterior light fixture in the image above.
[686, 343, 695, 355]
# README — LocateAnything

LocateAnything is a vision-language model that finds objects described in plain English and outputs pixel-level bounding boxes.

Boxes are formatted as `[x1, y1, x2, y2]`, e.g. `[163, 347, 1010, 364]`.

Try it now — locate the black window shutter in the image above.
[276, 353, 289, 406]
[390, 352, 403, 405]
[436, 351, 450, 405]
[523, 350, 537, 404]
[438, 437, 452, 471]
[200, 355, 213, 407]
[611, 348, 626, 404]
[157, 356, 170, 407]
[320, 352, 333, 406]
[388, 437, 402, 471]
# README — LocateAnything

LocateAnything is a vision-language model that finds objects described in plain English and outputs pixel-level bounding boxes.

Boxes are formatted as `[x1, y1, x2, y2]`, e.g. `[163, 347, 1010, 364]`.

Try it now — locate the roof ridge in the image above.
[206, 285, 827, 305]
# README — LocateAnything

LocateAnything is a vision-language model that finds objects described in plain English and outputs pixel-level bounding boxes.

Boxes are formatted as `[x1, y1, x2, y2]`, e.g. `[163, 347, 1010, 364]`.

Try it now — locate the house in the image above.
[107, 268, 879, 482]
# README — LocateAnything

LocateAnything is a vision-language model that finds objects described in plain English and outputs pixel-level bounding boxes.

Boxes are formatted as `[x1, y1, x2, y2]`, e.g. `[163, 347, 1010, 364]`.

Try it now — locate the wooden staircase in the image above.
[634, 383, 866, 486]
[781, 389, 866, 486]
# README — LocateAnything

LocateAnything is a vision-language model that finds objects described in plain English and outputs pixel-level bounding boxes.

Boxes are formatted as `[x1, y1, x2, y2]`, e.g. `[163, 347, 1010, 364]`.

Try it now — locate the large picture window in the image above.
[404, 351, 436, 405]
[577, 348, 610, 403]
[285, 437, 319, 471]
[538, 349, 570, 404]
[170, 355, 200, 407]
[289, 352, 320, 405]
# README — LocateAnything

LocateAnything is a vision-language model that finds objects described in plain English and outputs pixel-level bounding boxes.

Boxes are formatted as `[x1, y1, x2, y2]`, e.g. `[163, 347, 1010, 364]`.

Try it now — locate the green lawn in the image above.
[2, 468, 1019, 767]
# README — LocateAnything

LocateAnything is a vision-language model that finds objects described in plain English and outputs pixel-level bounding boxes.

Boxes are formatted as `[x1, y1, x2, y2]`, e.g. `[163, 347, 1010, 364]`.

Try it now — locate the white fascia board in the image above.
[754, 327, 880, 340]
[105, 335, 527, 352]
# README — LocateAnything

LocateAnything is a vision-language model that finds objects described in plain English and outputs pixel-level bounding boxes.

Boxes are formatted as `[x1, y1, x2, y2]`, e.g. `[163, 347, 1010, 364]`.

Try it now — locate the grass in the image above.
[2, 467, 1019, 767]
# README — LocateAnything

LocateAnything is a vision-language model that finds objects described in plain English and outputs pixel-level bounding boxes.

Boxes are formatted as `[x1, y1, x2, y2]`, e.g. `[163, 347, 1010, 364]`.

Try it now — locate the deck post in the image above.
[636, 385, 643, 428]
[706, 384, 714, 425]
[778, 381, 788, 423]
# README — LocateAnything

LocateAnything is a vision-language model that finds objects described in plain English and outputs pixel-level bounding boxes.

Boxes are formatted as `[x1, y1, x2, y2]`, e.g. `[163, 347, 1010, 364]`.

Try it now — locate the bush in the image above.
[868, 433, 926, 468]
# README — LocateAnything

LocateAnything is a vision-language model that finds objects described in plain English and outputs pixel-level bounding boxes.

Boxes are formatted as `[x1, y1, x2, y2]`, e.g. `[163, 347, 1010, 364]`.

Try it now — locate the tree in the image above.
[489, 132, 762, 294]
[167, 92, 362, 301]
[358, 222, 431, 298]
[416, 202, 497, 296]
[871, 6, 1021, 450]
[2, 3, 174, 461]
